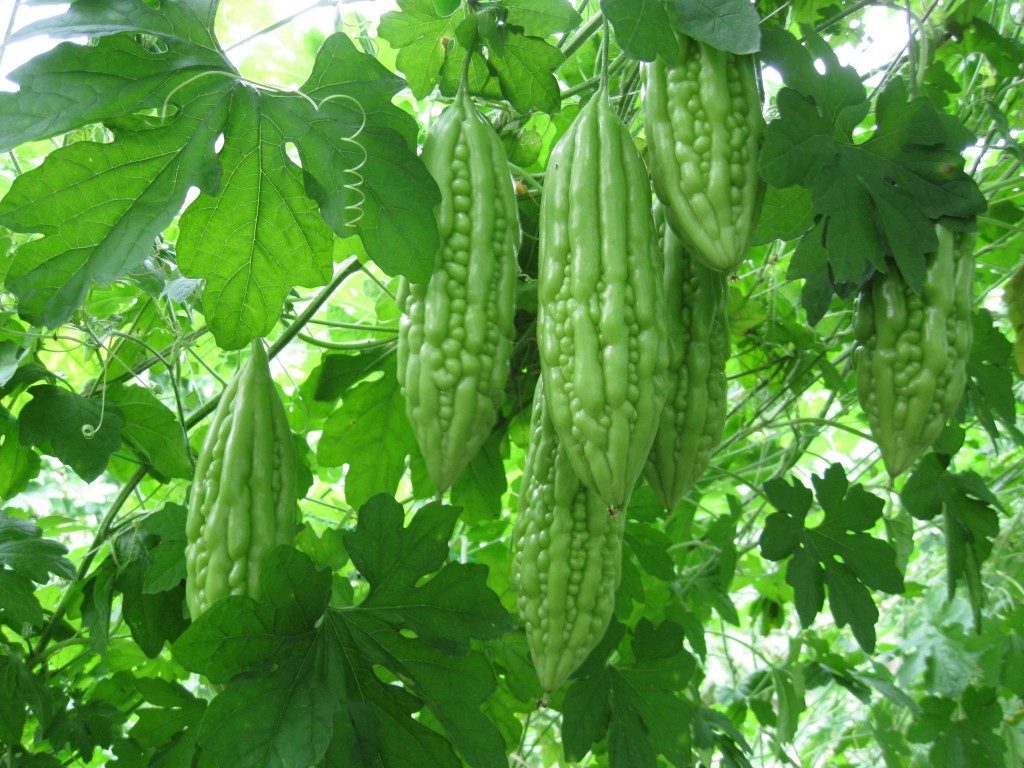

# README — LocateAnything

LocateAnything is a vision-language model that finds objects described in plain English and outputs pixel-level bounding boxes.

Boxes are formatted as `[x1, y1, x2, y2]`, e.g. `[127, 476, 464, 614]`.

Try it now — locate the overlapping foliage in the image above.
[0, 0, 1022, 766]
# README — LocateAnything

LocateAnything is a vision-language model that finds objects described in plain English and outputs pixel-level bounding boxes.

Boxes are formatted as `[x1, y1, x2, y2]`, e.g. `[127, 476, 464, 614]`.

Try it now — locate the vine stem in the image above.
[27, 257, 360, 668]
[28, 466, 147, 666]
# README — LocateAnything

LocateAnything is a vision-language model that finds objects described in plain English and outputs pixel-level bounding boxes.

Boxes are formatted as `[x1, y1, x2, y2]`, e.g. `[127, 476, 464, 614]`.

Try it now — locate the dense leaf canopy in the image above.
[0, 0, 1022, 766]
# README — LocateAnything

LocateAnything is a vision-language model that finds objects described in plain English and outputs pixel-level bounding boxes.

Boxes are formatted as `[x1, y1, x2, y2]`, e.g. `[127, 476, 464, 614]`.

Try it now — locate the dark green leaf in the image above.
[0, 412, 40, 500]
[562, 667, 612, 762]
[106, 385, 191, 479]
[379, 0, 467, 99]
[0, 512, 75, 582]
[451, 433, 507, 524]
[669, 0, 761, 54]
[488, 30, 563, 114]
[505, 0, 581, 37]
[18, 385, 124, 481]
[601, 0, 677, 62]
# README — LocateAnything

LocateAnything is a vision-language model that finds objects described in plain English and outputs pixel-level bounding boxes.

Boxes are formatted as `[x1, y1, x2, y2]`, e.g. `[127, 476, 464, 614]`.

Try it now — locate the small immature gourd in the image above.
[537, 87, 668, 510]
[185, 341, 299, 618]
[854, 224, 975, 477]
[512, 382, 624, 693]
[645, 205, 731, 510]
[644, 32, 764, 274]
[397, 89, 520, 494]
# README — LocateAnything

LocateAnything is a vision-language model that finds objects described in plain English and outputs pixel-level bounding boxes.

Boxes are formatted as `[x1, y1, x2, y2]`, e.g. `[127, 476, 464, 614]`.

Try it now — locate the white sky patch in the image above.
[0, 0, 71, 90]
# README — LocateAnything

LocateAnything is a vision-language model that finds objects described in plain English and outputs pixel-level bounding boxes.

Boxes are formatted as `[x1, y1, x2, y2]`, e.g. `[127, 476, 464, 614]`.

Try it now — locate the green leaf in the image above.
[13, 0, 221, 52]
[344, 495, 513, 647]
[0, 413, 40, 500]
[907, 687, 1005, 768]
[759, 29, 985, 316]
[318, 362, 417, 509]
[198, 639, 344, 768]
[0, 88, 228, 330]
[139, 504, 188, 595]
[562, 667, 612, 762]
[18, 385, 124, 482]
[901, 453, 946, 520]
[751, 185, 814, 246]
[759, 464, 903, 652]
[487, 30, 563, 114]
[0, 35, 197, 151]
[451, 434, 507, 524]
[306, 346, 396, 403]
[173, 596, 292, 682]
[0, 650, 29, 744]
[0, 569, 44, 627]
[117, 560, 188, 657]
[560, 620, 695, 766]
[0, 513, 74, 582]
[176, 87, 334, 349]
[379, 0, 467, 99]
[505, 0, 581, 37]
[625, 523, 675, 581]
[295, 33, 441, 283]
[106, 385, 191, 480]
[967, 310, 1017, 430]
[601, 0, 677, 62]
[669, 0, 761, 54]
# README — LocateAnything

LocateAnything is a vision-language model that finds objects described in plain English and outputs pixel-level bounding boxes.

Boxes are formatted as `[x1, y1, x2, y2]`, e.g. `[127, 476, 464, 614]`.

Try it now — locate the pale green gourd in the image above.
[397, 89, 520, 494]
[512, 381, 624, 692]
[185, 341, 298, 619]
[537, 87, 668, 510]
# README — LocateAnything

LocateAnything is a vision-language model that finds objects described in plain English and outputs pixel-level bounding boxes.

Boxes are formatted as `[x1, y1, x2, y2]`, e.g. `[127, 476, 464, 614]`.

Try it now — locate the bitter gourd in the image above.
[512, 381, 624, 693]
[185, 341, 299, 619]
[645, 204, 731, 510]
[1003, 260, 1024, 375]
[854, 225, 975, 477]
[397, 88, 519, 494]
[537, 87, 668, 510]
[644, 33, 764, 273]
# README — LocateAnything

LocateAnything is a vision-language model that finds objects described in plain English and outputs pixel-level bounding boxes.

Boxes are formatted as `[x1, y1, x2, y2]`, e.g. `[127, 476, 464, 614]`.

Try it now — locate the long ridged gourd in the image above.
[854, 225, 975, 477]
[644, 33, 764, 273]
[645, 204, 731, 510]
[512, 381, 624, 692]
[185, 341, 299, 619]
[397, 89, 519, 494]
[537, 87, 668, 510]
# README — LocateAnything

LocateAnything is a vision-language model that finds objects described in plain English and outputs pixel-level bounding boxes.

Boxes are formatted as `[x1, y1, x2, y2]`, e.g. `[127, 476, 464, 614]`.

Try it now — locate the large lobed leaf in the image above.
[0, 1, 438, 349]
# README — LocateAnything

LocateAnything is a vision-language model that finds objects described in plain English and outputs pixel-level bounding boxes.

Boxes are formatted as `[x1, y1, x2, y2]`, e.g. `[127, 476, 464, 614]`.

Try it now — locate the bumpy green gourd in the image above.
[645, 205, 731, 510]
[512, 382, 624, 692]
[397, 89, 519, 494]
[185, 342, 298, 619]
[537, 87, 668, 510]
[854, 225, 975, 477]
[644, 33, 764, 273]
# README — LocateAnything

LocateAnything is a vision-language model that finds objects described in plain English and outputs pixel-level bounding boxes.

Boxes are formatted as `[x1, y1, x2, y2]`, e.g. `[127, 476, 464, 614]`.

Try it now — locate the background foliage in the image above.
[0, 0, 1023, 766]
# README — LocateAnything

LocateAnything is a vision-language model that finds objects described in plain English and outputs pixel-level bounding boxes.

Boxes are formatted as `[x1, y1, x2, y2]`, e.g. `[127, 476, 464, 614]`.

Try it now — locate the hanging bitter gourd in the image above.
[397, 88, 519, 494]
[537, 87, 668, 510]
[645, 204, 731, 510]
[512, 382, 624, 693]
[185, 341, 299, 619]
[854, 224, 975, 477]
[644, 32, 764, 273]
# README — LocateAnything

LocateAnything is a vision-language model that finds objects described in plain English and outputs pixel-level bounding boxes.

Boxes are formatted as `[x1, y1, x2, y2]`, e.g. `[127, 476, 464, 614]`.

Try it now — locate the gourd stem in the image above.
[599, 17, 611, 92]
[459, 33, 474, 93]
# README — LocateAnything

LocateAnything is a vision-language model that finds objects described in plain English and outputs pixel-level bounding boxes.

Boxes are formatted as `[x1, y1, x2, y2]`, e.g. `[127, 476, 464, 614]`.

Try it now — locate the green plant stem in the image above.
[28, 465, 147, 666]
[224, 0, 333, 52]
[559, 10, 602, 59]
